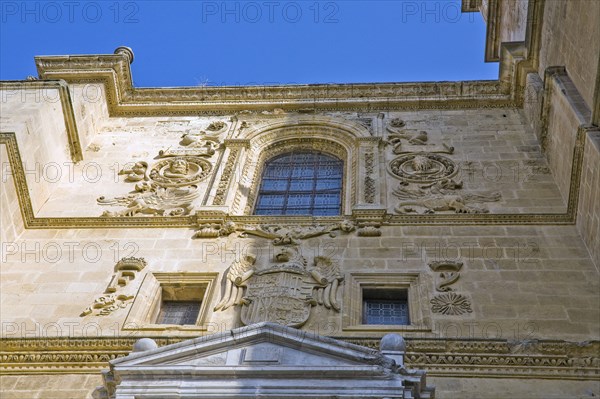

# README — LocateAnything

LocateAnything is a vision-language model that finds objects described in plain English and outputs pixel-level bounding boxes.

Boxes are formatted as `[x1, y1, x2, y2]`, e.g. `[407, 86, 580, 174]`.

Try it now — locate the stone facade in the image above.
[1, 1, 599, 398]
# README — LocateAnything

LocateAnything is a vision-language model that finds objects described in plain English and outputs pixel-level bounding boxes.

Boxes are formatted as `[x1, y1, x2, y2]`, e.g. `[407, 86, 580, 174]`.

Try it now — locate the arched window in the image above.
[254, 151, 343, 216]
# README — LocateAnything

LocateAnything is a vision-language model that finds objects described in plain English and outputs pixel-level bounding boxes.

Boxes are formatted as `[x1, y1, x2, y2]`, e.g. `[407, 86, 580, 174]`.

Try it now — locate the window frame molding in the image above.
[123, 272, 218, 331]
[223, 115, 377, 216]
[342, 272, 432, 332]
[251, 143, 347, 216]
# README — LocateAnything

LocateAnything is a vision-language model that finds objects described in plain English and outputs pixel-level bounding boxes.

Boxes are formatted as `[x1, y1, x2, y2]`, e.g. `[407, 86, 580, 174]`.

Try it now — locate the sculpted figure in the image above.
[213, 254, 256, 311]
[163, 159, 189, 178]
[411, 155, 434, 172]
[394, 195, 489, 214]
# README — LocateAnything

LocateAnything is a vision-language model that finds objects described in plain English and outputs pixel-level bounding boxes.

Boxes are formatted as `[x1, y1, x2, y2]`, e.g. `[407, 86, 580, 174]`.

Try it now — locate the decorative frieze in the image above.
[2, 335, 597, 380]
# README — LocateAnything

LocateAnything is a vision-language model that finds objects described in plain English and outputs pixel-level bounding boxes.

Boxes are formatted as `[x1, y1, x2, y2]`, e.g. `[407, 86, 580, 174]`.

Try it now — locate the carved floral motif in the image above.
[212, 148, 240, 205]
[206, 121, 227, 133]
[364, 152, 376, 204]
[430, 292, 473, 315]
[356, 222, 382, 237]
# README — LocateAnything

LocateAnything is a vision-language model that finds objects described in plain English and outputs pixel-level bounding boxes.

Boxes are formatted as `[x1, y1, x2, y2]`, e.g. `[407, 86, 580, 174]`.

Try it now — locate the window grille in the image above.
[362, 289, 409, 325]
[255, 151, 343, 216]
[158, 301, 201, 325]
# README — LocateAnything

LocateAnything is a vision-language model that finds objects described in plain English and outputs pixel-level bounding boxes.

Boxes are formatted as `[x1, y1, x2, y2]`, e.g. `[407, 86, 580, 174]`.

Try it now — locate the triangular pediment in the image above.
[112, 322, 391, 369]
[102, 323, 434, 399]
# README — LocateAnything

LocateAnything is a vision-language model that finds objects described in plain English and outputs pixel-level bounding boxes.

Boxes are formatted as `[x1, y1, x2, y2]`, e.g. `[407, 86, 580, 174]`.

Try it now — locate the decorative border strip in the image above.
[1, 336, 597, 380]
[1, 131, 195, 229]
[0, 127, 586, 229]
[0, 80, 83, 161]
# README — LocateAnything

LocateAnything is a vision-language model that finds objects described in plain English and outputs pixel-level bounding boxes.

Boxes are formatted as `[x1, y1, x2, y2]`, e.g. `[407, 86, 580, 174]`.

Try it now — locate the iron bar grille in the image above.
[254, 151, 343, 216]
[158, 301, 201, 325]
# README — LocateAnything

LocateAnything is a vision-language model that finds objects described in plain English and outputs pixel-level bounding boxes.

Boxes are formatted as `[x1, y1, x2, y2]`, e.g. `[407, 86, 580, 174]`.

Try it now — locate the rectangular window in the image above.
[362, 288, 409, 325]
[342, 273, 430, 332]
[124, 273, 218, 332]
[158, 301, 201, 325]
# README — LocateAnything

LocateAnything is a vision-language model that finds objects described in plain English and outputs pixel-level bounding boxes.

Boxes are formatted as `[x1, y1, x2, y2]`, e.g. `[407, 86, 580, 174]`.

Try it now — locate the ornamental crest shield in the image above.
[214, 247, 343, 327]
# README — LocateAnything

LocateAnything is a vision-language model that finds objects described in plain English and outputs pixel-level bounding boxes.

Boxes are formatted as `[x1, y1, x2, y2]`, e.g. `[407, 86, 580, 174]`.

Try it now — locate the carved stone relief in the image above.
[430, 292, 473, 316]
[158, 135, 219, 158]
[428, 260, 472, 316]
[386, 118, 502, 215]
[389, 153, 458, 183]
[98, 133, 217, 216]
[364, 151, 376, 204]
[193, 220, 357, 243]
[428, 261, 462, 292]
[393, 179, 502, 214]
[356, 222, 382, 237]
[213, 247, 343, 327]
[98, 183, 199, 217]
[81, 257, 147, 316]
[386, 118, 454, 154]
[148, 157, 212, 187]
[206, 121, 228, 134]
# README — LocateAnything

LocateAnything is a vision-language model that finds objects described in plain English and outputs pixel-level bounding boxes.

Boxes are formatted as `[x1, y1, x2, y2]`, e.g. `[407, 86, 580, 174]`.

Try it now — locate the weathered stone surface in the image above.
[1, 2, 600, 397]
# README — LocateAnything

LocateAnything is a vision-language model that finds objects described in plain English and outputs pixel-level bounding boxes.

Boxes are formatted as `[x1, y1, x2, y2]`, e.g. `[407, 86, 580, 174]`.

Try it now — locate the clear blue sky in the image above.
[1, 1, 498, 86]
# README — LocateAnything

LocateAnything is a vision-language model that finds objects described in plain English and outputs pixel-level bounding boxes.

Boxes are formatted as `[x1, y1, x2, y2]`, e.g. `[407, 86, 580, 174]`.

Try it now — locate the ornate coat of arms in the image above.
[214, 247, 343, 327]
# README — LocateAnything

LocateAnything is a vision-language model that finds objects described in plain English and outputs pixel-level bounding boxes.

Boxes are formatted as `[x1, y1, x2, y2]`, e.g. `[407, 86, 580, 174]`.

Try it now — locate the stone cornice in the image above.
[32, 52, 515, 117]
[1, 336, 597, 380]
